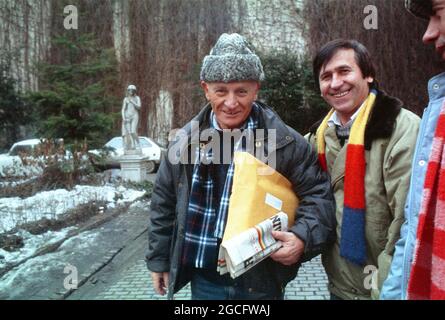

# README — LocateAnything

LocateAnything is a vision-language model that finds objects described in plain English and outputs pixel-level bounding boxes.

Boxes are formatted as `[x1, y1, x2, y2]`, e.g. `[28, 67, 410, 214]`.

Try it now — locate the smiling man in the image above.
[307, 39, 420, 300]
[381, 0, 445, 300]
[146, 33, 336, 300]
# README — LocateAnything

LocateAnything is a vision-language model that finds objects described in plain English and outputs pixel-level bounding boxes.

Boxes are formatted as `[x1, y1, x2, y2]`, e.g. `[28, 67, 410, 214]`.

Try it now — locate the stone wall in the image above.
[234, 0, 305, 55]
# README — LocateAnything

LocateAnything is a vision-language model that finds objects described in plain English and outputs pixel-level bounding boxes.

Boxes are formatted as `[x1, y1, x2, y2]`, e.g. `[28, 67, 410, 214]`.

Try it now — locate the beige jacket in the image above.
[307, 90, 420, 300]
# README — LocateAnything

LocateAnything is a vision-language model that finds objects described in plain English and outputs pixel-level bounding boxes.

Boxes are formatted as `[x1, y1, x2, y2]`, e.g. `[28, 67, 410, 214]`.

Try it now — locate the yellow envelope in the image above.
[222, 151, 299, 242]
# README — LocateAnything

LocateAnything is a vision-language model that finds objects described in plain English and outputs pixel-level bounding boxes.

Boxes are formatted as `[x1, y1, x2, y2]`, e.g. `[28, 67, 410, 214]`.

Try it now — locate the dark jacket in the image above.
[146, 101, 336, 299]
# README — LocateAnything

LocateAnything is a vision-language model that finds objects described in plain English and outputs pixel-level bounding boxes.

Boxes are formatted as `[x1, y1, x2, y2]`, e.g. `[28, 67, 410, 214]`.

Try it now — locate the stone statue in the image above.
[121, 84, 141, 153]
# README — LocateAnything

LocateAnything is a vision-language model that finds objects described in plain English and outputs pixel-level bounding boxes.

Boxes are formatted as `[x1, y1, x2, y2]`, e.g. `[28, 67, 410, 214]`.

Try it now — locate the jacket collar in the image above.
[363, 89, 402, 150]
[428, 72, 445, 102]
[309, 89, 403, 150]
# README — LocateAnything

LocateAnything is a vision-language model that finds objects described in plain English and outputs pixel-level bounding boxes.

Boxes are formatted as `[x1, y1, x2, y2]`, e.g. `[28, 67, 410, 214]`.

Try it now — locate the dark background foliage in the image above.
[259, 51, 327, 134]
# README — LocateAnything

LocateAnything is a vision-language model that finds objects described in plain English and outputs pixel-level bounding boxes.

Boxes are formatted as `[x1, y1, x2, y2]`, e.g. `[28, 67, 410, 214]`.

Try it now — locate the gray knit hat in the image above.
[405, 0, 432, 20]
[200, 33, 265, 83]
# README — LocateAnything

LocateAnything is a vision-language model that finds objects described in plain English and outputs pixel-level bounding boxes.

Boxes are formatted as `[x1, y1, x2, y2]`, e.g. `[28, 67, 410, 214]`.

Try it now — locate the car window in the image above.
[9, 145, 35, 156]
[106, 138, 123, 149]
[139, 138, 153, 148]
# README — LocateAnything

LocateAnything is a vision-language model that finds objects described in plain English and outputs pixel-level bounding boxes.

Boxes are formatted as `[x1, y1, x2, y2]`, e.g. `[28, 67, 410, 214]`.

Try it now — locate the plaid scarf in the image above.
[407, 101, 445, 300]
[316, 89, 377, 265]
[182, 104, 259, 269]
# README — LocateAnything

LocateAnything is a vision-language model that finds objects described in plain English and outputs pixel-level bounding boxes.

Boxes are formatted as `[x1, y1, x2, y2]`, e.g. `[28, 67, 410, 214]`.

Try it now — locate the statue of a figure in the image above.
[121, 84, 141, 153]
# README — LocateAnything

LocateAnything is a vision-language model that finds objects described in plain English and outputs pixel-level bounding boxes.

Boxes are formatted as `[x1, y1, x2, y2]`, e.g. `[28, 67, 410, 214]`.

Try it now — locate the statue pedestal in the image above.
[119, 154, 150, 183]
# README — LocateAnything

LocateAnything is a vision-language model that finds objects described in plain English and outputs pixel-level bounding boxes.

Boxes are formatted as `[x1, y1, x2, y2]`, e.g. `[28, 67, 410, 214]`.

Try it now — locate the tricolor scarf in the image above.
[182, 104, 259, 269]
[316, 89, 377, 265]
[407, 101, 445, 300]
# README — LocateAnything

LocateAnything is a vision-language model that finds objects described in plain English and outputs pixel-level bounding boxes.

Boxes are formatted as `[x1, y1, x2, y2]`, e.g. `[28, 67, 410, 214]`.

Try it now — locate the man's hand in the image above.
[151, 272, 169, 296]
[270, 231, 305, 265]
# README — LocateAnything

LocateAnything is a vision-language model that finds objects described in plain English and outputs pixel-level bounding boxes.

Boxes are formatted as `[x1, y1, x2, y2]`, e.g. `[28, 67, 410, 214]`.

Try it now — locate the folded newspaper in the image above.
[217, 212, 288, 279]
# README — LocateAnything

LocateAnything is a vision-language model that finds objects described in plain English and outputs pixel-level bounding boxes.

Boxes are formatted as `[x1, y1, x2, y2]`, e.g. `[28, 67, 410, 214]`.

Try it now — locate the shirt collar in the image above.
[327, 100, 366, 128]
[428, 72, 445, 102]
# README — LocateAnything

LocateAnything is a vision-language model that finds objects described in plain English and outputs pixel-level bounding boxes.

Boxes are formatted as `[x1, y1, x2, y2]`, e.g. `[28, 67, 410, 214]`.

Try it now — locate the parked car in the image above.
[7, 139, 44, 156]
[88, 136, 166, 173]
[0, 138, 66, 177]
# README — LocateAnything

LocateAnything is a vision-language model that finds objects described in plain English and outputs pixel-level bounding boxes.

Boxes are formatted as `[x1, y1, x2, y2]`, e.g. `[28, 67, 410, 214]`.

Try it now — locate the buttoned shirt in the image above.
[380, 72, 445, 299]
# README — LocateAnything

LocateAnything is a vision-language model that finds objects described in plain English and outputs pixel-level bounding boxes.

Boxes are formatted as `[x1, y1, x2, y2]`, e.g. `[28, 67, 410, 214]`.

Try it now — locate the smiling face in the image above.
[318, 49, 374, 125]
[201, 80, 260, 129]
[423, 0, 445, 61]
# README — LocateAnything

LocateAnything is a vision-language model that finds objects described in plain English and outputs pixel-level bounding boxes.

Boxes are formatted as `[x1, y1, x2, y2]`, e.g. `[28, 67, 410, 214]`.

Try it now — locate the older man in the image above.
[146, 33, 335, 300]
[307, 39, 420, 300]
[381, 0, 445, 300]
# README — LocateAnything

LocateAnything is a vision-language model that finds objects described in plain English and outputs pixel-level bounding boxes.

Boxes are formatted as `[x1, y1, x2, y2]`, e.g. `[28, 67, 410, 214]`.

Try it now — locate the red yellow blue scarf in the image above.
[316, 89, 377, 265]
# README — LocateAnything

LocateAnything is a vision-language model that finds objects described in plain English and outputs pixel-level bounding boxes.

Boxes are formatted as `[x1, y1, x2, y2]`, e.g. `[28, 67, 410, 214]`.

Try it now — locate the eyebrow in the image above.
[320, 64, 352, 77]
[432, 0, 442, 8]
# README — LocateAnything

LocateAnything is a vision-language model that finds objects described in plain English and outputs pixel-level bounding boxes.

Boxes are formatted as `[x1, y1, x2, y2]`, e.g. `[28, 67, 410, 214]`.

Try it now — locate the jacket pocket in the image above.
[366, 214, 390, 252]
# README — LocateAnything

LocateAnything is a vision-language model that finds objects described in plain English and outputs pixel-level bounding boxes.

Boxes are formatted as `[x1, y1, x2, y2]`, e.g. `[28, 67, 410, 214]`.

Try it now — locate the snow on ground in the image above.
[0, 252, 69, 299]
[0, 218, 133, 299]
[0, 184, 146, 272]
[0, 154, 44, 178]
[0, 227, 76, 269]
[0, 185, 146, 234]
[0, 176, 39, 189]
[0, 230, 100, 299]
[128, 200, 149, 211]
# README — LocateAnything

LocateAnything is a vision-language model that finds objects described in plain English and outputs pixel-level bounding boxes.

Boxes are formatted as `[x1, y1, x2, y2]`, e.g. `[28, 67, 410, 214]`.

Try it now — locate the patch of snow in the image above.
[0, 254, 68, 299]
[0, 228, 105, 299]
[58, 230, 99, 252]
[0, 227, 76, 269]
[0, 154, 44, 178]
[0, 176, 39, 188]
[0, 185, 146, 233]
[129, 200, 151, 210]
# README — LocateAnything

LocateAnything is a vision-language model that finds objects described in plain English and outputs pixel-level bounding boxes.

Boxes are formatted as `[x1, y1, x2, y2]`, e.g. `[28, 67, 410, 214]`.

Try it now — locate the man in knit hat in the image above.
[381, 0, 445, 300]
[146, 33, 336, 300]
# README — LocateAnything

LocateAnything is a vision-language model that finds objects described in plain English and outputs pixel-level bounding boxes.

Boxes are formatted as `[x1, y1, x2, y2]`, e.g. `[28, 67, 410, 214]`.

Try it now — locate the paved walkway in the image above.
[95, 256, 329, 300]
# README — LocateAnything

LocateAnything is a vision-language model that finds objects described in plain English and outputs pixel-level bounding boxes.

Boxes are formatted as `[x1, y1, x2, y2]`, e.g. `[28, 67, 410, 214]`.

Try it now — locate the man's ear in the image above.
[200, 81, 209, 100]
[255, 81, 261, 100]
[366, 76, 374, 85]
